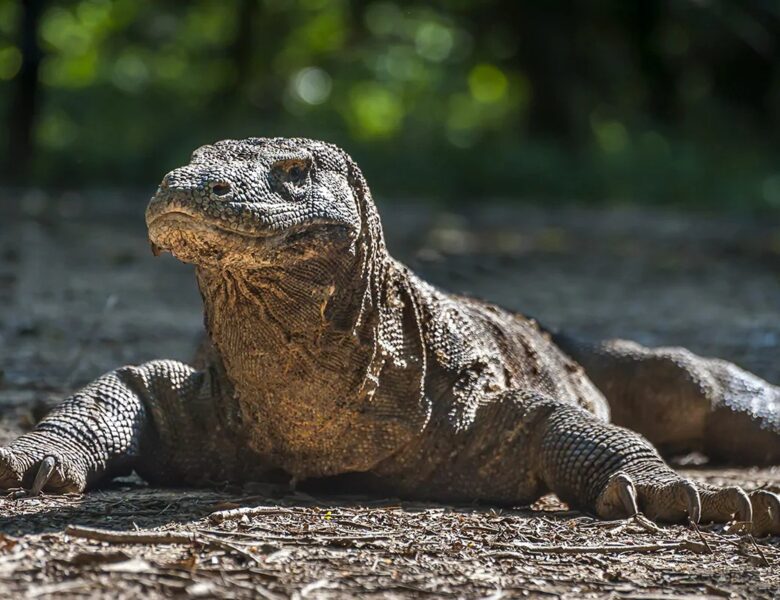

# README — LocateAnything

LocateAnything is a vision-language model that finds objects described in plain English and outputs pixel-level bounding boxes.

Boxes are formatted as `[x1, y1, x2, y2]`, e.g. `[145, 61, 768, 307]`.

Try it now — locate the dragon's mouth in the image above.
[146, 208, 275, 240]
[145, 207, 281, 264]
[146, 207, 353, 264]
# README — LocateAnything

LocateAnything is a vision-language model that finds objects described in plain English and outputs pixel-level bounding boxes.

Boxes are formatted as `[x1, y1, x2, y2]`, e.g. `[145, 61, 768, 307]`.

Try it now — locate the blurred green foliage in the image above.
[1, 0, 780, 210]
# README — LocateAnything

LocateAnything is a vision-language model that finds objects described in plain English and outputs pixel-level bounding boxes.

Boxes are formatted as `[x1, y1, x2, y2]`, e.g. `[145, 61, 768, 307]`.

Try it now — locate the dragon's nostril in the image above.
[210, 182, 232, 197]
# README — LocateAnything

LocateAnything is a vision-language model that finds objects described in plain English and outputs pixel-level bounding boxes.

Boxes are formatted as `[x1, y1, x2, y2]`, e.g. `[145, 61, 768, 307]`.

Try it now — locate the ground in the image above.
[0, 190, 778, 599]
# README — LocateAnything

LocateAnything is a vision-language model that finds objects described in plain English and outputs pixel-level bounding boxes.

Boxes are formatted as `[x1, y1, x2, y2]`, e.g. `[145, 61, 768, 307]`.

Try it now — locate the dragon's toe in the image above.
[697, 483, 753, 532]
[0, 443, 87, 495]
[0, 448, 24, 489]
[596, 472, 702, 523]
[596, 472, 779, 536]
[749, 490, 780, 537]
[637, 477, 702, 524]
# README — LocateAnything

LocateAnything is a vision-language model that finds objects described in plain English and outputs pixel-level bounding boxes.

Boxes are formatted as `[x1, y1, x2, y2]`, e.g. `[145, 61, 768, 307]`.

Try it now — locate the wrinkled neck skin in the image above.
[197, 241, 367, 347]
[195, 234, 430, 479]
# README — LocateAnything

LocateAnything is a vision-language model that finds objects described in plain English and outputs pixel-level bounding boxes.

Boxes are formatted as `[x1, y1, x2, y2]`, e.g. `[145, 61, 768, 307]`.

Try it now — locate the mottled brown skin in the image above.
[1, 138, 778, 536]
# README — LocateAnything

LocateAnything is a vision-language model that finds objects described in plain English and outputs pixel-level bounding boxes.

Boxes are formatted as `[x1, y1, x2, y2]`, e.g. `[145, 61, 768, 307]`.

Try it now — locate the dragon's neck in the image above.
[193, 249, 429, 478]
[196, 248, 374, 363]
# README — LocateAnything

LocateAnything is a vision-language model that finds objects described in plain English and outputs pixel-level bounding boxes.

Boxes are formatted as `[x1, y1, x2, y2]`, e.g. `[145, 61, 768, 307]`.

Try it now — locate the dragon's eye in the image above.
[287, 165, 304, 183]
[272, 158, 311, 192]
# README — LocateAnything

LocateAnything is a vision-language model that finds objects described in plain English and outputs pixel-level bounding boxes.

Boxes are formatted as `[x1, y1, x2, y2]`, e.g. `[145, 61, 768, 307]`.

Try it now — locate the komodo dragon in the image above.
[1, 138, 778, 536]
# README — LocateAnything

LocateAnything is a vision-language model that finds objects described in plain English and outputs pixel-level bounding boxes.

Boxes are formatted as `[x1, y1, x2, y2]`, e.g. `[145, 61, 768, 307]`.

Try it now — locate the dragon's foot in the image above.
[596, 472, 704, 523]
[596, 471, 779, 537]
[749, 489, 780, 537]
[0, 435, 89, 495]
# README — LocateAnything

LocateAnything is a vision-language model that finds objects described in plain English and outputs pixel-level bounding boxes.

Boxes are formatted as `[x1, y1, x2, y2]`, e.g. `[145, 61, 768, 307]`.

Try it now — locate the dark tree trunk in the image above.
[223, 0, 257, 99]
[626, 2, 679, 124]
[513, 3, 579, 140]
[6, 0, 45, 183]
[464, 0, 581, 141]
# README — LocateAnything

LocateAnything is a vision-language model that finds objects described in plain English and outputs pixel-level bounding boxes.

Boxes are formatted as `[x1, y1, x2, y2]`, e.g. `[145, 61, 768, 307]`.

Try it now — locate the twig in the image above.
[209, 505, 295, 523]
[198, 528, 279, 540]
[66, 525, 196, 545]
[490, 540, 708, 557]
[747, 534, 770, 567]
[198, 528, 390, 543]
[203, 537, 264, 565]
[633, 513, 662, 534]
[689, 521, 713, 554]
[703, 583, 736, 598]
[64, 525, 263, 564]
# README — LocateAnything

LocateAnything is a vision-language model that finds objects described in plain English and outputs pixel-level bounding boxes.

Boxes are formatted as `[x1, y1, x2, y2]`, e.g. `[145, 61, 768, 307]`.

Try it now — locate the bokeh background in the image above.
[1, 0, 780, 210]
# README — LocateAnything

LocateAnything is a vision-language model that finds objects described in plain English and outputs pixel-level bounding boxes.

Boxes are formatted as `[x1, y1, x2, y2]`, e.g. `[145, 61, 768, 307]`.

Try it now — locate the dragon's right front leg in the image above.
[0, 360, 255, 494]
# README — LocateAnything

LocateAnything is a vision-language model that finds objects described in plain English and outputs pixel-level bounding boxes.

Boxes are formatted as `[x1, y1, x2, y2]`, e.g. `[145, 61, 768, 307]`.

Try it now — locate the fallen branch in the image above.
[66, 525, 196, 545]
[490, 539, 708, 557]
[64, 525, 262, 564]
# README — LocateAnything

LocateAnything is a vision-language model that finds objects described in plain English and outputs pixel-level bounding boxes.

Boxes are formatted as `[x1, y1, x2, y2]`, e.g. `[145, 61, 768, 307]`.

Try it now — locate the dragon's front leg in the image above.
[518, 393, 780, 537]
[0, 360, 255, 493]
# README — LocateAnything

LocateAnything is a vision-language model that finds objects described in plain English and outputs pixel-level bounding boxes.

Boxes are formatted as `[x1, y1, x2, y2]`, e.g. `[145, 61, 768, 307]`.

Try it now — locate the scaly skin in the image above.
[553, 334, 780, 465]
[1, 138, 778, 536]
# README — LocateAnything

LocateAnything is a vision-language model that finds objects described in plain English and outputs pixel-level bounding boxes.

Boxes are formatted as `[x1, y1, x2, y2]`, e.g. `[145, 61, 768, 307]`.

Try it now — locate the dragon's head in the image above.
[146, 137, 381, 269]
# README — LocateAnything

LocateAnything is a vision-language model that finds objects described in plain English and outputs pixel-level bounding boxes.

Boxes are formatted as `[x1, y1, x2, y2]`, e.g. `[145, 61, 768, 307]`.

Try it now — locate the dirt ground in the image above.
[0, 190, 778, 598]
